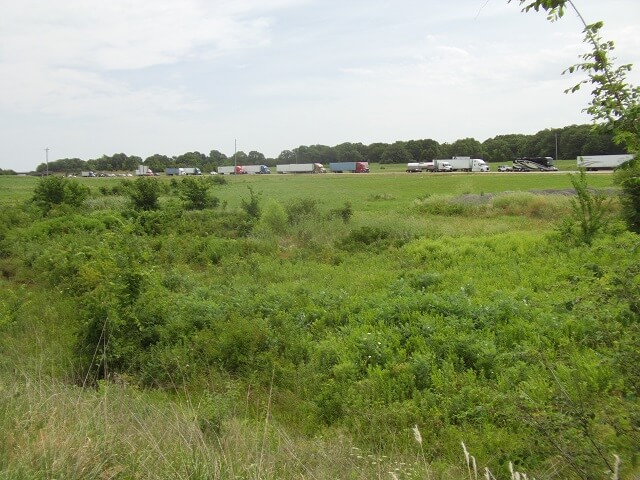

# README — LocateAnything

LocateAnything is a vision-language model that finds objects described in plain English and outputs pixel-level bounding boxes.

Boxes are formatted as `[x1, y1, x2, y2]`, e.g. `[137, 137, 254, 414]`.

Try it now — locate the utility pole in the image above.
[234, 139, 237, 167]
[555, 133, 558, 161]
[45, 147, 49, 176]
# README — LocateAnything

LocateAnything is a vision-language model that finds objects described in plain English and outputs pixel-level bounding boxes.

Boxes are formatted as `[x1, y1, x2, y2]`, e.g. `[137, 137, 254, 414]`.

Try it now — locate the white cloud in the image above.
[0, 0, 306, 119]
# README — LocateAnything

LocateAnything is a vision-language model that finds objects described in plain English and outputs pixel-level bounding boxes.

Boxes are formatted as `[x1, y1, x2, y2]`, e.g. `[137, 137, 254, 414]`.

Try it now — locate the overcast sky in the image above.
[1, 0, 639, 171]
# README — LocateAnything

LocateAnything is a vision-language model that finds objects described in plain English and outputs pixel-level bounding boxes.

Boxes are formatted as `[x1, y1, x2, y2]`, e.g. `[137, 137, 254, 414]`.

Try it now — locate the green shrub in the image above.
[490, 191, 568, 219]
[286, 197, 320, 225]
[330, 202, 353, 224]
[338, 225, 400, 251]
[127, 177, 161, 211]
[557, 171, 611, 245]
[211, 175, 228, 185]
[258, 199, 288, 234]
[178, 177, 219, 210]
[619, 176, 640, 233]
[32, 176, 90, 213]
[240, 186, 261, 220]
[413, 194, 470, 216]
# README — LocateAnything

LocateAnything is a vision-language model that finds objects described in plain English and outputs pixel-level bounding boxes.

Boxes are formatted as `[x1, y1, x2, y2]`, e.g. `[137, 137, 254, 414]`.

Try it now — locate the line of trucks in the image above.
[216, 161, 370, 174]
[89, 154, 635, 180]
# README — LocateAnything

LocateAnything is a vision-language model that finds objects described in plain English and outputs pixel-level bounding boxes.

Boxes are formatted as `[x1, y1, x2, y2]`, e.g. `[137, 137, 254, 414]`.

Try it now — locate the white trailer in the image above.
[81, 171, 96, 177]
[217, 166, 247, 175]
[135, 165, 154, 176]
[243, 165, 271, 174]
[406, 162, 424, 172]
[445, 157, 490, 172]
[276, 163, 325, 174]
[433, 160, 453, 172]
[577, 154, 633, 171]
[406, 161, 454, 173]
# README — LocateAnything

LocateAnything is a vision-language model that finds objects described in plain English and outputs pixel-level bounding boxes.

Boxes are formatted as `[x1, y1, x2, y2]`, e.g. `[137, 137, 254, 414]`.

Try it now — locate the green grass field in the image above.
[0, 167, 615, 210]
[0, 168, 636, 479]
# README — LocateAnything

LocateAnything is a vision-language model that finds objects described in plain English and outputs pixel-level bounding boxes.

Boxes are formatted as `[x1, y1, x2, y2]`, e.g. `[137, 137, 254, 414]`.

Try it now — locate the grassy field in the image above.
[0, 169, 637, 479]
[0, 167, 616, 210]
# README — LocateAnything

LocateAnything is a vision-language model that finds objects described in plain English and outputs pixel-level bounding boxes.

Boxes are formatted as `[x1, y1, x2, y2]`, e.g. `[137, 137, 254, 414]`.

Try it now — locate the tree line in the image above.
[35, 123, 626, 174]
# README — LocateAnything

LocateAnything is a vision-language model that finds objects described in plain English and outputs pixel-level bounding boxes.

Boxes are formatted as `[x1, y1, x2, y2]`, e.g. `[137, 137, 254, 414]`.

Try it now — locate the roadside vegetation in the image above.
[2, 0, 639, 476]
[0, 170, 638, 479]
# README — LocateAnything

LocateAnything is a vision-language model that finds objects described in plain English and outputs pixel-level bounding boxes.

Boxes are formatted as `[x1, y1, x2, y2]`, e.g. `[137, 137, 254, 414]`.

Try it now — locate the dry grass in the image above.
[0, 370, 440, 479]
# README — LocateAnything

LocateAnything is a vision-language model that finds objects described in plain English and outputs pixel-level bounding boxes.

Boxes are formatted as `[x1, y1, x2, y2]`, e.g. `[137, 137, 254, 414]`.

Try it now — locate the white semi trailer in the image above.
[443, 157, 490, 172]
[577, 154, 633, 171]
[276, 163, 325, 174]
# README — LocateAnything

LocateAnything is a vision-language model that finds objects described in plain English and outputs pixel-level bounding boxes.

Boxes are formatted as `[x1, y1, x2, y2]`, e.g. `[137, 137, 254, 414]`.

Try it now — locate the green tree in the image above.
[208, 150, 228, 168]
[277, 150, 296, 163]
[482, 137, 514, 163]
[365, 142, 389, 164]
[515, 1, 639, 235]
[337, 149, 364, 163]
[514, 1, 639, 152]
[175, 151, 207, 169]
[36, 157, 87, 174]
[144, 154, 173, 173]
[380, 142, 413, 164]
[450, 137, 484, 158]
[247, 151, 266, 165]
[233, 151, 248, 165]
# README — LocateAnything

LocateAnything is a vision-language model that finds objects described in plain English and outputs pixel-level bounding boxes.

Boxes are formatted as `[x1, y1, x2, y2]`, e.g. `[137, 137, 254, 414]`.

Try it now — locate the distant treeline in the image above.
[35, 123, 626, 174]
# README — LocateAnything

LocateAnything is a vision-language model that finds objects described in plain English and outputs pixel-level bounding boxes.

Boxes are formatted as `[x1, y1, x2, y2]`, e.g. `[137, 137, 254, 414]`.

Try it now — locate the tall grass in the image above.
[0, 367, 444, 479]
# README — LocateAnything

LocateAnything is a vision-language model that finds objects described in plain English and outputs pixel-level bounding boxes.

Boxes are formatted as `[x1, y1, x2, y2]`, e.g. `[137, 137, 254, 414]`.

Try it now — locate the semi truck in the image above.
[81, 171, 96, 177]
[329, 162, 370, 173]
[577, 154, 633, 171]
[165, 167, 186, 176]
[182, 167, 202, 175]
[218, 166, 248, 175]
[135, 165, 154, 176]
[406, 161, 453, 173]
[445, 157, 490, 172]
[276, 163, 326, 174]
[243, 165, 271, 174]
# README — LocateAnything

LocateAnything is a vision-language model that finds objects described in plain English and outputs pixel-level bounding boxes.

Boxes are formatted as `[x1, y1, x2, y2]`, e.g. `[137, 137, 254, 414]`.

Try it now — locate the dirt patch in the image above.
[450, 188, 618, 205]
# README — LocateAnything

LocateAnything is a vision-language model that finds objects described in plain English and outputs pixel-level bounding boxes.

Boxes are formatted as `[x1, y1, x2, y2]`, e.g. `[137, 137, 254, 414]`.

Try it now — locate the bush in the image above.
[258, 199, 288, 234]
[557, 171, 611, 245]
[32, 176, 90, 213]
[619, 176, 640, 233]
[286, 197, 320, 225]
[240, 187, 261, 220]
[127, 177, 161, 211]
[330, 202, 353, 224]
[211, 175, 228, 185]
[338, 226, 391, 251]
[178, 177, 219, 210]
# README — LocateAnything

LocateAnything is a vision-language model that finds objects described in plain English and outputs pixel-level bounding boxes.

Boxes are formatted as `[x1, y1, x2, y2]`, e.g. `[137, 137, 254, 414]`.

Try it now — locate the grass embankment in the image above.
[0, 171, 637, 479]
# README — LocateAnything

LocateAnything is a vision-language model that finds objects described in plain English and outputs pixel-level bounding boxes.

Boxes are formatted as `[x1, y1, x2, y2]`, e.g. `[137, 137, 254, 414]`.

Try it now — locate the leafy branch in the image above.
[512, 0, 640, 152]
